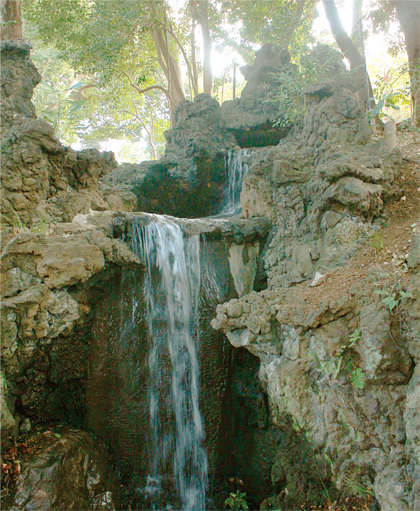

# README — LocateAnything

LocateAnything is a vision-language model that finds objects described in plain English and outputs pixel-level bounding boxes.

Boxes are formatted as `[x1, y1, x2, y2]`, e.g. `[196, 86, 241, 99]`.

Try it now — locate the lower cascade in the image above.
[131, 214, 208, 510]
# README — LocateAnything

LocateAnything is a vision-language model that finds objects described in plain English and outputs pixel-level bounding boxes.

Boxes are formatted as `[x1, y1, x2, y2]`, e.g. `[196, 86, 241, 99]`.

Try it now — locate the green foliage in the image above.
[269, 44, 347, 126]
[368, 0, 406, 56]
[22, 0, 180, 155]
[350, 368, 366, 390]
[342, 476, 375, 497]
[374, 288, 414, 312]
[23, 19, 168, 158]
[333, 329, 366, 390]
[224, 491, 248, 510]
[215, 0, 315, 64]
[370, 230, 386, 254]
[347, 328, 362, 349]
[368, 63, 411, 122]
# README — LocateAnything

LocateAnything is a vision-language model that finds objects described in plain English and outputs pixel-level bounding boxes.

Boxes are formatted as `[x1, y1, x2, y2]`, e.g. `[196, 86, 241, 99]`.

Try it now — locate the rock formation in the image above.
[0, 40, 136, 228]
[220, 44, 293, 147]
[102, 94, 238, 218]
[1, 36, 420, 511]
[211, 62, 420, 511]
[3, 429, 119, 511]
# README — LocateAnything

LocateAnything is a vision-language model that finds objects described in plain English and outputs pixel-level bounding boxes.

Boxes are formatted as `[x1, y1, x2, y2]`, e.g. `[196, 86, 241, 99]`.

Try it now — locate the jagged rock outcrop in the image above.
[102, 95, 238, 218]
[0, 40, 136, 227]
[219, 44, 293, 147]
[240, 80, 399, 290]
[212, 68, 420, 510]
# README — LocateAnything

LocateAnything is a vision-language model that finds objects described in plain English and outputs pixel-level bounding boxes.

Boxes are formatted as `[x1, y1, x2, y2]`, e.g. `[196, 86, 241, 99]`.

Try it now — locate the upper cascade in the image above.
[219, 149, 252, 216]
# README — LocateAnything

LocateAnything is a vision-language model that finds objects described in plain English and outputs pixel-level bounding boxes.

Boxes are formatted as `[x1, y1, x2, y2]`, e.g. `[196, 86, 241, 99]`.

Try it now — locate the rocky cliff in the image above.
[211, 79, 420, 511]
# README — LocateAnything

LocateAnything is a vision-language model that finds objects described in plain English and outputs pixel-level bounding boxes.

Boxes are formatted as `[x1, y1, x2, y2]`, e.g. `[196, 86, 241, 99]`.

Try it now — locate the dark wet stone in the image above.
[4, 429, 119, 511]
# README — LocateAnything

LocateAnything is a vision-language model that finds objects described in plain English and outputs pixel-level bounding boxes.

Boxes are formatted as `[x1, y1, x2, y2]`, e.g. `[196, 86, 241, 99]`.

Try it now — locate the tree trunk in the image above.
[351, 0, 363, 50]
[393, 1, 420, 127]
[152, 27, 185, 126]
[199, 0, 213, 96]
[1, 0, 22, 40]
[190, 15, 199, 96]
[322, 0, 369, 107]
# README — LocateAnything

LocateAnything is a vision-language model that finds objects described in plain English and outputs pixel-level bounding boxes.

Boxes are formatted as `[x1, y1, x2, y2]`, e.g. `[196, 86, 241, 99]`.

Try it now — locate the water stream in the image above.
[88, 156, 250, 508]
[220, 149, 252, 215]
[131, 215, 208, 510]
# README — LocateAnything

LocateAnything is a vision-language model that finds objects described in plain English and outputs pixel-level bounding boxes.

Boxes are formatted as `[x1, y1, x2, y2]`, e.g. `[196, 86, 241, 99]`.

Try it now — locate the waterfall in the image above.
[131, 214, 208, 510]
[220, 148, 252, 215]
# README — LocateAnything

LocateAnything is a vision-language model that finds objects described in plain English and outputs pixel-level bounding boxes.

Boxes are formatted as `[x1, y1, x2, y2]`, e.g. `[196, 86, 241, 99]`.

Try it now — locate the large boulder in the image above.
[3, 429, 119, 511]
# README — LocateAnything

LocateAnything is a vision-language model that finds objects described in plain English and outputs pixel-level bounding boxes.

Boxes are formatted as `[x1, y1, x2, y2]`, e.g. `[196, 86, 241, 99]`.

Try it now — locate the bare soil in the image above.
[293, 131, 420, 310]
[298, 132, 419, 511]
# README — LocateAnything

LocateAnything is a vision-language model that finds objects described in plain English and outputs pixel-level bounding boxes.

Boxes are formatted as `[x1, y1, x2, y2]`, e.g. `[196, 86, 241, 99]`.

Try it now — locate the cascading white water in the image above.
[131, 214, 208, 510]
[220, 148, 252, 215]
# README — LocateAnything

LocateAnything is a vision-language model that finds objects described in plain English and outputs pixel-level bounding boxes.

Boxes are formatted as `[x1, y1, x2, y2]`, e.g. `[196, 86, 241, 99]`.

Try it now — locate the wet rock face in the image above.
[0, 220, 141, 438]
[3, 429, 119, 511]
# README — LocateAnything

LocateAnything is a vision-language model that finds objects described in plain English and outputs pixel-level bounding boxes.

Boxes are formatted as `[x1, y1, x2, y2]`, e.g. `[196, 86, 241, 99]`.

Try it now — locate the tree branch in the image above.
[322, 0, 364, 70]
[120, 104, 157, 160]
[117, 67, 175, 105]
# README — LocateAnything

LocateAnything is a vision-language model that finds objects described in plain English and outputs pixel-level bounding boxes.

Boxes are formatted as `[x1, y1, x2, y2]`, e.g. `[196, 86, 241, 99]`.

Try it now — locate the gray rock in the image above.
[19, 417, 31, 434]
[323, 177, 383, 216]
[310, 272, 326, 287]
[220, 44, 294, 147]
[408, 234, 420, 270]
[3, 429, 119, 511]
[374, 465, 411, 511]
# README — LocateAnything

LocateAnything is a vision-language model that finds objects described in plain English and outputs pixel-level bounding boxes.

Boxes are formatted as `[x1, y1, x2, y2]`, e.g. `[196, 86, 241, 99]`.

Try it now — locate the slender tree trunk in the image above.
[199, 0, 213, 96]
[148, 3, 186, 125]
[190, 16, 199, 96]
[152, 27, 185, 125]
[1, 0, 22, 40]
[322, 0, 369, 107]
[393, 1, 420, 127]
[148, 100, 157, 160]
[351, 0, 363, 50]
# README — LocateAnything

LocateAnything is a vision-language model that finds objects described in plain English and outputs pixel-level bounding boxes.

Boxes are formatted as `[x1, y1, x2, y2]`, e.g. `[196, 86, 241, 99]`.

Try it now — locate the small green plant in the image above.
[11, 209, 29, 233]
[342, 475, 375, 497]
[374, 288, 414, 312]
[224, 491, 249, 510]
[370, 230, 386, 254]
[368, 63, 411, 122]
[32, 216, 49, 233]
[350, 368, 366, 390]
[334, 329, 366, 390]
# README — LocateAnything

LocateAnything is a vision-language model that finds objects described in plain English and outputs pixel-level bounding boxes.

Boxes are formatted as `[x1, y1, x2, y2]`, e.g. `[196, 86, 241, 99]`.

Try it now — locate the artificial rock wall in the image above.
[212, 79, 420, 511]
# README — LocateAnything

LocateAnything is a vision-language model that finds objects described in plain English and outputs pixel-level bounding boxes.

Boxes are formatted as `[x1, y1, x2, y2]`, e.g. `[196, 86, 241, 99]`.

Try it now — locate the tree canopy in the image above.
[17, 0, 418, 160]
